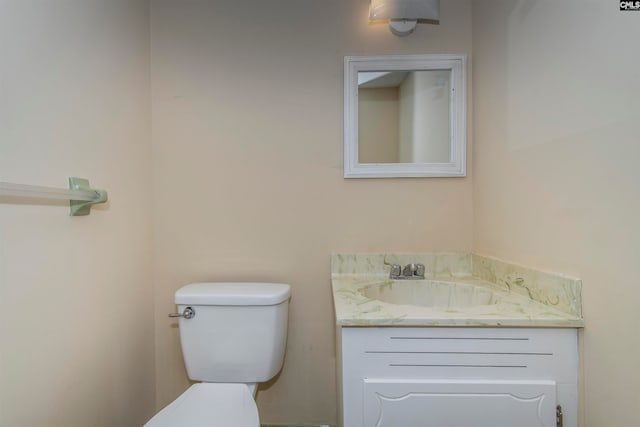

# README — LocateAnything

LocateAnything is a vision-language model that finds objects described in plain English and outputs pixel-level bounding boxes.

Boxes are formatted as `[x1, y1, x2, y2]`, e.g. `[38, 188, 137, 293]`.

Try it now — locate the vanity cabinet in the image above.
[337, 327, 578, 427]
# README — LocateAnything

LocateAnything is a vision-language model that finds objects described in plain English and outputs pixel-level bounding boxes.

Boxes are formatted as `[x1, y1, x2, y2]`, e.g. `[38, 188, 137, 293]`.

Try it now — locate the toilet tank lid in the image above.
[175, 282, 291, 306]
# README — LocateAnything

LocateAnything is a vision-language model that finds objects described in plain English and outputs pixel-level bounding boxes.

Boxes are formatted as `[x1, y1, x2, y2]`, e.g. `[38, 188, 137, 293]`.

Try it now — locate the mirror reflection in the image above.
[358, 70, 451, 164]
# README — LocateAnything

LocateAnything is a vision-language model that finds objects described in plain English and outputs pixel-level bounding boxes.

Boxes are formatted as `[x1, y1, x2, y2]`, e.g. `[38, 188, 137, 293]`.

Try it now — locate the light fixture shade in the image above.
[369, 0, 440, 21]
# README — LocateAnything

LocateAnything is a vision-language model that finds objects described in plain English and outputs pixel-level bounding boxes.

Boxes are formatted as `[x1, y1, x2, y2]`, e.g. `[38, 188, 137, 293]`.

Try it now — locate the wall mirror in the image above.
[344, 54, 467, 178]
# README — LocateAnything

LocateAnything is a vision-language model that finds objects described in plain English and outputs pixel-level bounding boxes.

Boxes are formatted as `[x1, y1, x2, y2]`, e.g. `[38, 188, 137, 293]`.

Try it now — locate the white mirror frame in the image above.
[344, 54, 467, 178]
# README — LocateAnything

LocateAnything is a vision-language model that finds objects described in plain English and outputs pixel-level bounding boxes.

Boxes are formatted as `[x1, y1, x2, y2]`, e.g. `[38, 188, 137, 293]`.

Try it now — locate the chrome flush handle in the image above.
[168, 307, 195, 319]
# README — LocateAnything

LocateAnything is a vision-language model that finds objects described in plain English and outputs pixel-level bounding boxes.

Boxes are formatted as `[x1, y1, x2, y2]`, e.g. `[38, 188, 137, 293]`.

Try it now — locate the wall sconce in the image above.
[369, 0, 440, 37]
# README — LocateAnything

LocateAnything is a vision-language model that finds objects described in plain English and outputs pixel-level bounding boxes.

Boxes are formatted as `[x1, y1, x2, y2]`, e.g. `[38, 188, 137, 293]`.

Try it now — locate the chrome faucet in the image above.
[390, 263, 426, 279]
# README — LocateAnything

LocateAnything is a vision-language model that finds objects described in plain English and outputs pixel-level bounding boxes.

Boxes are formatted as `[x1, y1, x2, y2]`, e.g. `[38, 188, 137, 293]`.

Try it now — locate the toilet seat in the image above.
[144, 383, 259, 427]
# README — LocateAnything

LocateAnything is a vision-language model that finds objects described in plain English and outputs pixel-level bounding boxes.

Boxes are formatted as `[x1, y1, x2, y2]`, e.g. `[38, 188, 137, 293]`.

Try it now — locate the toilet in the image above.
[145, 282, 291, 427]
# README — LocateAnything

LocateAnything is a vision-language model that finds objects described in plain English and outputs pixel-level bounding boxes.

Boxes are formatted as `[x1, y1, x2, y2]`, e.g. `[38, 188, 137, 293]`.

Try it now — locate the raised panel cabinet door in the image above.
[363, 378, 557, 427]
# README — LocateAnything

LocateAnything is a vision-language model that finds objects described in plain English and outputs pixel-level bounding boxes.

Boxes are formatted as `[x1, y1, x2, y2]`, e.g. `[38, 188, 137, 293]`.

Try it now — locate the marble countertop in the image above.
[331, 253, 584, 328]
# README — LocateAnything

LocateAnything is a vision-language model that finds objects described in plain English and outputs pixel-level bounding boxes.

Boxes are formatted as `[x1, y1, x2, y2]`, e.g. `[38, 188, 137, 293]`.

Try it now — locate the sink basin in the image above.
[361, 280, 498, 309]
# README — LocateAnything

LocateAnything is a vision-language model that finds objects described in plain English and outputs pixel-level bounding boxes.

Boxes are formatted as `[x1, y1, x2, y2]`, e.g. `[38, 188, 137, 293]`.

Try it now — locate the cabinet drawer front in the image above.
[363, 378, 557, 427]
[343, 327, 577, 382]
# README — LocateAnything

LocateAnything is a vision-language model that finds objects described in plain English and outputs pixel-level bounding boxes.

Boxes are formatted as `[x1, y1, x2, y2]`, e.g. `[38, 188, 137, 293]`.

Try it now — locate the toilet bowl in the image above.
[144, 383, 259, 427]
[144, 282, 291, 427]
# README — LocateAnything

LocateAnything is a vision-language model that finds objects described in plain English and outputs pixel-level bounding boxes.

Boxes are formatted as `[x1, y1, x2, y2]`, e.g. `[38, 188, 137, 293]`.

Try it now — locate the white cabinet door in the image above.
[363, 378, 557, 427]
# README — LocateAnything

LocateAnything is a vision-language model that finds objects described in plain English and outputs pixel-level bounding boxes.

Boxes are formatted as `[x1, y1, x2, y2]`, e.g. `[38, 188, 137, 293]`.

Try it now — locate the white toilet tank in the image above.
[175, 282, 290, 383]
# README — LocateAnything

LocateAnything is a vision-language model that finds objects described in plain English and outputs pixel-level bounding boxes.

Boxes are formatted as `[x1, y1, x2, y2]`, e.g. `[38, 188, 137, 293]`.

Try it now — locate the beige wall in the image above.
[399, 71, 451, 163]
[399, 72, 416, 162]
[358, 87, 400, 163]
[472, 1, 640, 426]
[0, 1, 155, 426]
[150, 0, 473, 424]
